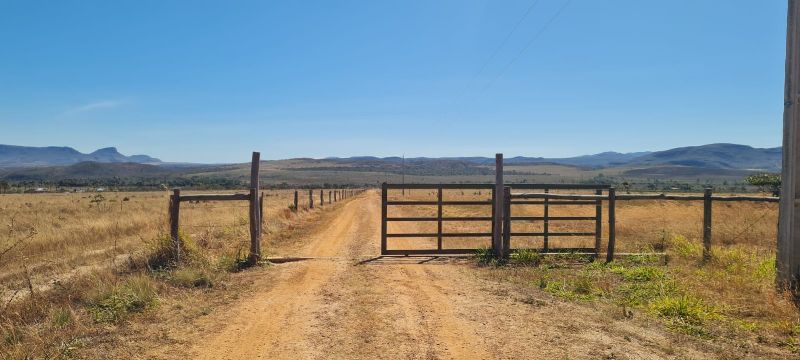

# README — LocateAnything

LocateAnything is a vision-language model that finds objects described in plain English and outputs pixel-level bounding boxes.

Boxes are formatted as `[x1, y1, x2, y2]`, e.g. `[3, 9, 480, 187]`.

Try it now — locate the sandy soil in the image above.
[172, 192, 786, 360]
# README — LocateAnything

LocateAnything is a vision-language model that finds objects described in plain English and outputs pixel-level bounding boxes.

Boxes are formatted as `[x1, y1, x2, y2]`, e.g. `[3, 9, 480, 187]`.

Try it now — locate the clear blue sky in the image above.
[0, 0, 788, 163]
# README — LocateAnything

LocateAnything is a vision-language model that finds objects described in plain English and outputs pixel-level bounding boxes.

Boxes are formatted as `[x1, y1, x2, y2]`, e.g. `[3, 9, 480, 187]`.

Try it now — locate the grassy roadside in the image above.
[474, 234, 800, 355]
[0, 195, 353, 359]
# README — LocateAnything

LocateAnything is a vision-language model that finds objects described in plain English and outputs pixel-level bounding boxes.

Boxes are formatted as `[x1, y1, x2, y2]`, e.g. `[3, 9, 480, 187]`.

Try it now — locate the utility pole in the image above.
[779, 0, 800, 291]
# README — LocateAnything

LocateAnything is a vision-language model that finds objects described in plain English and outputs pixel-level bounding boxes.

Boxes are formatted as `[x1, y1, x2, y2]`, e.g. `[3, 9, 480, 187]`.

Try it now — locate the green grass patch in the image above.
[650, 295, 721, 337]
[87, 275, 159, 323]
[509, 249, 542, 266]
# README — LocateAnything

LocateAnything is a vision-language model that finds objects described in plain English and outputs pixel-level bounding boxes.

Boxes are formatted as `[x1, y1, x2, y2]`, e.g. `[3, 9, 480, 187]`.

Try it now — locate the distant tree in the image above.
[745, 173, 781, 196]
[0, 180, 9, 194]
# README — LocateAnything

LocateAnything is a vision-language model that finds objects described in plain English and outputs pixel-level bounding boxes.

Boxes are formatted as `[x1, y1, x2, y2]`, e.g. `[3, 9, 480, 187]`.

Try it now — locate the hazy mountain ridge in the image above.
[325, 144, 779, 171]
[0, 145, 161, 167]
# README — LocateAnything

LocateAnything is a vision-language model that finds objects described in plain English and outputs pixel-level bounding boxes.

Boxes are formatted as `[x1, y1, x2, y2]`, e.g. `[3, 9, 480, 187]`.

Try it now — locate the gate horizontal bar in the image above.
[383, 249, 480, 255]
[387, 200, 492, 206]
[510, 200, 597, 205]
[386, 216, 493, 222]
[509, 216, 596, 221]
[385, 183, 495, 189]
[510, 232, 595, 237]
[386, 232, 493, 238]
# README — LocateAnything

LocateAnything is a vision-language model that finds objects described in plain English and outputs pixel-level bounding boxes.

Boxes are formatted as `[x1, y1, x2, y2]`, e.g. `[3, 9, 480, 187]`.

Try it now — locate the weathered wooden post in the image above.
[703, 187, 713, 261]
[294, 190, 298, 212]
[594, 189, 603, 256]
[329, 190, 332, 204]
[248, 152, 261, 264]
[381, 183, 388, 255]
[169, 188, 181, 262]
[492, 153, 505, 258]
[320, 189, 324, 206]
[309, 189, 314, 209]
[503, 186, 511, 257]
[334, 190, 337, 202]
[779, 0, 800, 291]
[606, 187, 616, 263]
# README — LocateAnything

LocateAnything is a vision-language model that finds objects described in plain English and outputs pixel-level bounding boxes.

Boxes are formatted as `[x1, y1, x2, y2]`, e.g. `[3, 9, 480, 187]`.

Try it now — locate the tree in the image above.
[745, 173, 781, 196]
[0, 180, 9, 194]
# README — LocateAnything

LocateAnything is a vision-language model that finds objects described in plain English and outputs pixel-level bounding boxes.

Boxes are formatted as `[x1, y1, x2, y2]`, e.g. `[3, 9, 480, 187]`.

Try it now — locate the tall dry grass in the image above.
[0, 188, 350, 359]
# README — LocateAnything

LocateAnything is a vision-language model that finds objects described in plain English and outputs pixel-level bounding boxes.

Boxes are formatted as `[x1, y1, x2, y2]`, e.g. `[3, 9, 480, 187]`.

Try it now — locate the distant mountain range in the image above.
[326, 143, 781, 172]
[0, 145, 161, 167]
[0, 143, 782, 175]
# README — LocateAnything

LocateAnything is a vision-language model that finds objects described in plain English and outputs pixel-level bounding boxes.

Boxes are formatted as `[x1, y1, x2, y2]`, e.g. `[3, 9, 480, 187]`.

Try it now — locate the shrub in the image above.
[87, 275, 158, 323]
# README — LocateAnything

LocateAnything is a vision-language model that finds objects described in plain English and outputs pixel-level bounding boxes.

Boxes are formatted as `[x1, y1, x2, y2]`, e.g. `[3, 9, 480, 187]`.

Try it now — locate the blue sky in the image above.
[0, 0, 788, 163]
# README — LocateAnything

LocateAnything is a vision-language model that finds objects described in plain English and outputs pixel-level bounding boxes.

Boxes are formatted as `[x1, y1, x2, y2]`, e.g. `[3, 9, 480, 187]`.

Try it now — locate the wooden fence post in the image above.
[248, 151, 261, 264]
[309, 189, 314, 209]
[594, 189, 603, 256]
[381, 183, 388, 255]
[503, 186, 511, 257]
[320, 189, 324, 206]
[329, 190, 331, 204]
[294, 190, 298, 212]
[703, 187, 713, 262]
[493, 153, 504, 258]
[169, 188, 181, 263]
[606, 187, 616, 263]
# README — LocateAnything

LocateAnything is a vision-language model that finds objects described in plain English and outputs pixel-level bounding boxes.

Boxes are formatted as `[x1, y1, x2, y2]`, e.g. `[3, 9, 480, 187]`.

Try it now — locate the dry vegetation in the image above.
[0, 189, 349, 359]
[387, 188, 799, 353]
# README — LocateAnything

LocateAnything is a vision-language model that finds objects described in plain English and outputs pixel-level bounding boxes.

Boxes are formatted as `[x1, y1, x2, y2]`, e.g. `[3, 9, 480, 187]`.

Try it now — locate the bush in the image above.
[87, 275, 159, 323]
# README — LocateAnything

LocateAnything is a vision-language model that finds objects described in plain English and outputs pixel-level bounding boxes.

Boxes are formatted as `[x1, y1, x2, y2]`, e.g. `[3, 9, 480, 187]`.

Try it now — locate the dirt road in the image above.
[183, 192, 746, 359]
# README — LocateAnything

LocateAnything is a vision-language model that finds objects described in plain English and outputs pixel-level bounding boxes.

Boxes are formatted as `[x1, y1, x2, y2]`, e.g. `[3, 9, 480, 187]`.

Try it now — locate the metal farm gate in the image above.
[380, 183, 612, 256]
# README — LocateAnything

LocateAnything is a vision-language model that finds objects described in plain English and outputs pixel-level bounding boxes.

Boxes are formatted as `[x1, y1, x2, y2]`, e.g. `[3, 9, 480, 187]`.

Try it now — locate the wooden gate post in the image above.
[492, 153, 505, 258]
[381, 183, 388, 255]
[309, 189, 314, 209]
[779, 0, 800, 290]
[294, 190, 298, 212]
[169, 188, 181, 262]
[606, 187, 616, 263]
[503, 186, 511, 257]
[248, 151, 261, 264]
[703, 187, 713, 262]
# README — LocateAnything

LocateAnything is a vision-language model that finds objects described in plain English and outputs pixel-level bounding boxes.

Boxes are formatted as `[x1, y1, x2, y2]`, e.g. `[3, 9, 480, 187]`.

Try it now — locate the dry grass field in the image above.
[0, 189, 349, 358]
[1, 188, 798, 359]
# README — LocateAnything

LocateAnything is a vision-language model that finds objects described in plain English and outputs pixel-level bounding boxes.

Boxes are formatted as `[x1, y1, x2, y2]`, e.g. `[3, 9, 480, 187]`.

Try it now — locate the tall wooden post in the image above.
[503, 186, 511, 257]
[248, 152, 261, 264]
[169, 188, 181, 263]
[703, 187, 713, 262]
[294, 190, 298, 212]
[309, 189, 314, 209]
[493, 153, 505, 258]
[320, 189, 324, 206]
[606, 187, 616, 263]
[779, 0, 800, 290]
[381, 183, 388, 255]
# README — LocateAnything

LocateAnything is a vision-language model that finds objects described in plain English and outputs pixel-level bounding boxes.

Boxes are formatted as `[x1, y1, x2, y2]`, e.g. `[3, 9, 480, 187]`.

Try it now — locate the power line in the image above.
[482, 0, 573, 92]
[471, 0, 542, 81]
